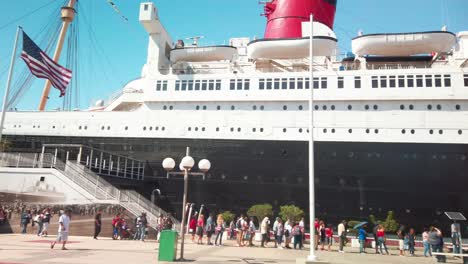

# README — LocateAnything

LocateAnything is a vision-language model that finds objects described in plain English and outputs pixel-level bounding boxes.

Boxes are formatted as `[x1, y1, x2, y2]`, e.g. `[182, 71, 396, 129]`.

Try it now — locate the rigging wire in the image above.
[0, 0, 61, 32]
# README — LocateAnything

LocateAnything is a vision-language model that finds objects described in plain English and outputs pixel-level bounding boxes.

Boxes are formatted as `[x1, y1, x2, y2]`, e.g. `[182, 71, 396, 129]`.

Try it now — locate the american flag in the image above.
[20, 31, 72, 97]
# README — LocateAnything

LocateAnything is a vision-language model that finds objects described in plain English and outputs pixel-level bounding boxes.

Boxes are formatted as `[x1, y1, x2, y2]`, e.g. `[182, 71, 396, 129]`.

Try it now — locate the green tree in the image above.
[247, 204, 273, 221]
[278, 205, 304, 222]
[382, 211, 399, 233]
[220, 211, 235, 224]
[0, 140, 11, 152]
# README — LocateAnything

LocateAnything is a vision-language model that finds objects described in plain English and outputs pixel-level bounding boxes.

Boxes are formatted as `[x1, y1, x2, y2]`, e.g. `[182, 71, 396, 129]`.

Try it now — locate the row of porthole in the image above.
[142, 126, 166, 131]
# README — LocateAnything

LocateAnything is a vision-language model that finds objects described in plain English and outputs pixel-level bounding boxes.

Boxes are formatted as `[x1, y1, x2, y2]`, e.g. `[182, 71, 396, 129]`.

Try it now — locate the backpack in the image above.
[236, 219, 242, 229]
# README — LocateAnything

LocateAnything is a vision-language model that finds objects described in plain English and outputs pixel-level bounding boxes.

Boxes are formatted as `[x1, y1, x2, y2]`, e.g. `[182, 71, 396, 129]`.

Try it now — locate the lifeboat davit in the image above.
[170, 46, 237, 63]
[352, 31, 457, 57]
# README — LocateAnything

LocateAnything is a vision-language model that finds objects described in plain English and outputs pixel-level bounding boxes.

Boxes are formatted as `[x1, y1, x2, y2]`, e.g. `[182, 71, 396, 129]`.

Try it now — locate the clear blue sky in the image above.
[0, 0, 466, 110]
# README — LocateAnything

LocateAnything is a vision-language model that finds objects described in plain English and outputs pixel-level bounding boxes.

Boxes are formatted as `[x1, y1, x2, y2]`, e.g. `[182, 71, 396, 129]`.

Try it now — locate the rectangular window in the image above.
[195, 80, 201, 90]
[244, 79, 250, 90]
[236, 79, 243, 90]
[289, 78, 296, 89]
[202, 80, 208, 90]
[281, 78, 288, 89]
[371, 76, 378, 88]
[259, 79, 265, 90]
[208, 80, 214, 90]
[389, 76, 396, 88]
[144, 4, 148, 11]
[215, 80, 221, 90]
[188, 80, 194, 91]
[297, 78, 303, 89]
[416, 75, 423, 87]
[425, 75, 433, 87]
[230, 79, 236, 90]
[162, 81, 168, 91]
[380, 76, 387, 88]
[181, 80, 187, 91]
[266, 79, 273, 90]
[407, 75, 414, 87]
[435, 75, 442, 87]
[274, 78, 280, 89]
[313, 77, 319, 89]
[443, 75, 451, 87]
[156, 80, 161, 91]
[175, 80, 180, 91]
[338, 77, 344, 89]
[321, 77, 327, 89]
[305, 78, 310, 89]
[354, 76, 361, 89]
[398, 76, 405, 88]
[465, 74, 468, 87]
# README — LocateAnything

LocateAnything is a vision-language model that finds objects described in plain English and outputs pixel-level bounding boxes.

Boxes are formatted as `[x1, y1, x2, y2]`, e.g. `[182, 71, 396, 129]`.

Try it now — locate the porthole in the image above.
[374, 129, 379, 134]
[217, 106, 221, 110]
[331, 105, 335, 110]
[196, 106, 200, 110]
[409, 105, 414, 110]
[216, 127, 220, 132]
[260, 105, 265, 110]
[155, 127, 159, 131]
[347, 105, 352, 110]
[163, 105, 167, 110]
[188, 127, 191, 131]
[365, 105, 369, 110]
[436, 105, 442, 110]
[231, 105, 235, 110]
[331, 129, 336, 133]
[400, 105, 405, 110]
[202, 105, 207, 110]
[402, 129, 406, 134]
[162, 127, 165, 131]
[260, 128, 264, 132]
[38, 126, 40, 128]
[323, 128, 327, 133]
[322, 105, 327, 110]
[458, 130, 463, 135]
[79, 126, 82, 130]
[439, 130, 443, 135]
[456, 105, 461, 110]
[373, 105, 378, 110]
[230, 128, 234, 132]
[84, 126, 87, 130]
[33, 125, 36, 128]
[253, 105, 257, 110]
[195, 127, 199, 131]
[283, 105, 287, 110]
[149, 127, 153, 131]
[52, 126, 56, 129]
[253, 128, 256, 132]
[299, 128, 303, 133]
[366, 129, 370, 134]
[314, 105, 319, 110]
[411, 129, 415, 134]
[107, 126, 110, 130]
[101, 126, 105, 130]
[143, 127, 147, 131]
[307, 129, 310, 133]
[169, 106, 173, 110]
[237, 128, 241, 132]
[348, 129, 353, 134]
[283, 128, 287, 133]
[299, 105, 303, 110]
[202, 127, 205, 131]
[427, 105, 432, 110]
[429, 129, 434, 134]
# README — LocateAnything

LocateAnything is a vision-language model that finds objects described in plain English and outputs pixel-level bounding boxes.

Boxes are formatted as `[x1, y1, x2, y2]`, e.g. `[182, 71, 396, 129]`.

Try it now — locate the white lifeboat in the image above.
[352, 31, 457, 57]
[170, 46, 237, 63]
[247, 36, 337, 60]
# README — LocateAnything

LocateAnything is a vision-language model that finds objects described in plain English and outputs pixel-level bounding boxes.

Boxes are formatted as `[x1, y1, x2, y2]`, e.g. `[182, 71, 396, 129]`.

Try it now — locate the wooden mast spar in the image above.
[38, 0, 76, 111]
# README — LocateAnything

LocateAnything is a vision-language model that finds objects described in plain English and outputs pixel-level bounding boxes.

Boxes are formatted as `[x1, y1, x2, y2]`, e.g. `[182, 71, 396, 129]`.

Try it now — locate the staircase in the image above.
[0, 152, 181, 231]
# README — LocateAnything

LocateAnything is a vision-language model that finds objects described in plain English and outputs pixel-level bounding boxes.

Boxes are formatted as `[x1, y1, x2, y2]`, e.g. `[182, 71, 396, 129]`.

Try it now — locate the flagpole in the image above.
[0, 26, 22, 144]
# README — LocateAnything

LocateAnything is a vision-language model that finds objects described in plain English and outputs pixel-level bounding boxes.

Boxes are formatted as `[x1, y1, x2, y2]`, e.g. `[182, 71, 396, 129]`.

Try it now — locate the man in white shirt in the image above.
[337, 220, 347, 253]
[51, 209, 71, 250]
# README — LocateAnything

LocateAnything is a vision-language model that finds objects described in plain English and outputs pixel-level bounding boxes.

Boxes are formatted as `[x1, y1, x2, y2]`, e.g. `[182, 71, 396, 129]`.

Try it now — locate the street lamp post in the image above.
[162, 147, 211, 261]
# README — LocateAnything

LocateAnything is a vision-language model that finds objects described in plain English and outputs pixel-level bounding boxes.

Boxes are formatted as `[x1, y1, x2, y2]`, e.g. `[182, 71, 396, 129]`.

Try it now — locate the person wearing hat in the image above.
[51, 209, 72, 250]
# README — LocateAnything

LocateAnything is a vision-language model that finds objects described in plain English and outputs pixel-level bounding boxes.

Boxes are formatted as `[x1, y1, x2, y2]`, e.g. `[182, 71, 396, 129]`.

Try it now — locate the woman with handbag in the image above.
[377, 225, 389, 255]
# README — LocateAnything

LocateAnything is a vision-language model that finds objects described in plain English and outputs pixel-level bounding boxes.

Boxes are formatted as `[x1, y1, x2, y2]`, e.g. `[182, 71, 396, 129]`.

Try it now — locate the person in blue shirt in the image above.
[358, 225, 367, 254]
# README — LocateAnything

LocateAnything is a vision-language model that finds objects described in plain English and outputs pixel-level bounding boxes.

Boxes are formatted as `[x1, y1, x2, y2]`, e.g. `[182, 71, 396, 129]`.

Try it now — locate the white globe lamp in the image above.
[162, 157, 176, 171]
[198, 159, 211, 173]
[181, 156, 195, 170]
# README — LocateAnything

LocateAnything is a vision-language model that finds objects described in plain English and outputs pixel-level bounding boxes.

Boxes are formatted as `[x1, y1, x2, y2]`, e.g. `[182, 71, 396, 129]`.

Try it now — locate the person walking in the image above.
[260, 217, 269, 248]
[397, 225, 406, 256]
[196, 214, 205, 245]
[93, 209, 102, 239]
[214, 214, 225, 246]
[205, 214, 215, 245]
[34, 212, 44, 237]
[51, 209, 71, 250]
[275, 218, 284, 249]
[358, 224, 367, 254]
[408, 228, 416, 256]
[337, 220, 347, 253]
[376, 225, 389, 255]
[422, 228, 432, 257]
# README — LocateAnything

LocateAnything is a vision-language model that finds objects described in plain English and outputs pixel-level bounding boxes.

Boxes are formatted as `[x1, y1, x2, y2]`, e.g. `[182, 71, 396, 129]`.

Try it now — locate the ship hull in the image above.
[5, 135, 468, 229]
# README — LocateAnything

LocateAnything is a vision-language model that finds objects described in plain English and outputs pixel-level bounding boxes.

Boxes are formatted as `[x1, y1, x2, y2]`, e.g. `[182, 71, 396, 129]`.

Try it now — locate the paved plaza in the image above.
[0, 234, 460, 264]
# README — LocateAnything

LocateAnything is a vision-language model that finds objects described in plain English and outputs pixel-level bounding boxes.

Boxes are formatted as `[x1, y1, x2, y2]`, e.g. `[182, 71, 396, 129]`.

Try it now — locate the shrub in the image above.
[382, 211, 399, 233]
[278, 205, 304, 222]
[247, 204, 273, 221]
[220, 211, 235, 224]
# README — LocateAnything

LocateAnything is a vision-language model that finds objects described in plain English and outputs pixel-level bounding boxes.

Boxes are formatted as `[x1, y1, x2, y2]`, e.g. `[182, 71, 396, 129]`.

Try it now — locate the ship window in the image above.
[181, 80, 187, 91]
[259, 79, 265, 90]
[380, 76, 387, 88]
[435, 75, 442, 87]
[274, 78, 280, 89]
[195, 80, 201, 90]
[312, 77, 319, 89]
[371, 76, 378, 88]
[409, 104, 414, 110]
[156, 80, 162, 91]
[217, 105, 221, 110]
[188, 127, 191, 131]
[281, 78, 288, 89]
[373, 105, 378, 110]
[260, 128, 264, 132]
[456, 104, 461, 110]
[162, 127, 165, 131]
[429, 129, 434, 135]
[230, 127, 234, 132]
[400, 105, 405, 110]
[416, 75, 423, 87]
[230, 79, 236, 90]
[163, 105, 167, 110]
[215, 80, 221, 90]
[297, 78, 304, 89]
[196, 105, 200, 110]
[338, 77, 344, 89]
[322, 105, 327, 110]
[266, 79, 273, 90]
[253, 128, 256, 132]
[238, 128, 241, 132]
[407, 75, 414, 87]
[464, 74, 468, 87]
[443, 75, 451, 87]
[144, 4, 148, 11]
[235, 79, 242, 90]
[253, 105, 257, 110]
[244, 79, 250, 90]
[231, 105, 235, 110]
[437, 104, 442, 110]
[79, 126, 82, 130]
[188, 80, 194, 90]
[389, 76, 396, 88]
[354, 76, 361, 88]
[125, 126, 128, 130]
[202, 80, 208, 90]
[195, 127, 199, 131]
[169, 106, 173, 110]
[425, 75, 433, 87]
[427, 104, 432, 110]
[208, 80, 214, 90]
[321, 77, 327, 89]
[347, 105, 352, 110]
[163, 81, 168, 91]
[216, 127, 219, 132]
[283, 105, 287, 110]
[398, 76, 405, 87]
[299, 105, 303, 110]
[175, 80, 180, 91]
[289, 78, 296, 89]
[365, 105, 369, 110]
[305, 78, 310, 89]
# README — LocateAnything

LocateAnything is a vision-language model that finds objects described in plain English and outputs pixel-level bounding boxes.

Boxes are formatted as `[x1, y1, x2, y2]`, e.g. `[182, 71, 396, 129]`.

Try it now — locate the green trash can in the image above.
[158, 230, 178, 262]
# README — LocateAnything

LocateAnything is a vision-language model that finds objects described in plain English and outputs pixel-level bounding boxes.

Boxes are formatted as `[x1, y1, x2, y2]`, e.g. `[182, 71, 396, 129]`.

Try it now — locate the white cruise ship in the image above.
[3, 0, 468, 227]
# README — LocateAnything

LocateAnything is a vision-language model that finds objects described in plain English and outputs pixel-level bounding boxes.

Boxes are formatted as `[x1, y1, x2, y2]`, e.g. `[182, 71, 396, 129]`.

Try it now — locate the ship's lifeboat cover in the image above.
[170, 46, 237, 63]
[352, 31, 457, 57]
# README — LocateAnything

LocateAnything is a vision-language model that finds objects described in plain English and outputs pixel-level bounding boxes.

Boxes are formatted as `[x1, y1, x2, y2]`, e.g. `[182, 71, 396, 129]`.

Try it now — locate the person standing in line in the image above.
[112, 213, 120, 240]
[314, 218, 319, 250]
[372, 223, 379, 254]
[260, 217, 269, 248]
[205, 214, 215, 245]
[397, 225, 406, 256]
[35, 212, 44, 237]
[299, 217, 305, 247]
[40, 208, 51, 237]
[133, 215, 141, 240]
[139, 212, 148, 242]
[93, 209, 102, 239]
[376, 225, 389, 255]
[275, 218, 284, 249]
[325, 224, 333, 252]
[229, 219, 235, 240]
[273, 217, 279, 248]
[196, 214, 205, 245]
[284, 219, 292, 249]
[422, 228, 432, 257]
[248, 217, 256, 247]
[235, 215, 243, 247]
[20, 209, 31, 234]
[214, 214, 225, 246]
[429, 226, 443, 262]
[358, 224, 367, 254]
[189, 215, 197, 242]
[408, 228, 416, 256]
[452, 226, 461, 255]
[292, 222, 303, 250]
[319, 220, 326, 250]
[51, 209, 71, 250]
[337, 220, 347, 253]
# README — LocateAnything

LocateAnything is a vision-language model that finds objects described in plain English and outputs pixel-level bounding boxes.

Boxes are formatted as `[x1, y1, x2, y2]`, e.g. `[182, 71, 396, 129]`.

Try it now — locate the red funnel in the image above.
[264, 0, 337, 39]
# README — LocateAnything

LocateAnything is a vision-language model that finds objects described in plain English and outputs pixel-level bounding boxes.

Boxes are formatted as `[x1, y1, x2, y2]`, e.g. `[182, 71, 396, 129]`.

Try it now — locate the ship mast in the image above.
[38, 0, 76, 111]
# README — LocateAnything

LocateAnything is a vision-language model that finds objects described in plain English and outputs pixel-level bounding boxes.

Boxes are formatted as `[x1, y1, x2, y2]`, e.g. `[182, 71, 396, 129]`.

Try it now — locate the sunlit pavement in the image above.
[0, 234, 459, 264]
